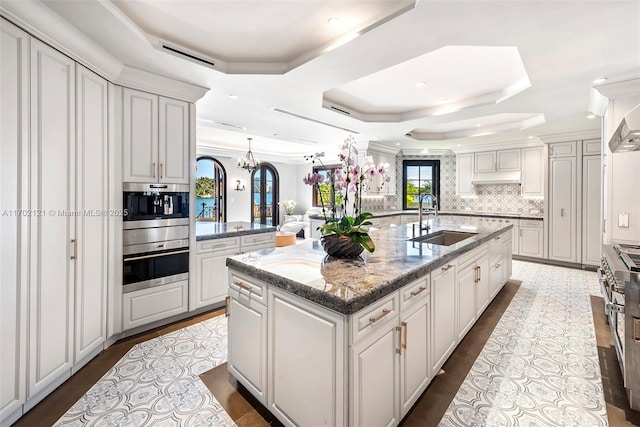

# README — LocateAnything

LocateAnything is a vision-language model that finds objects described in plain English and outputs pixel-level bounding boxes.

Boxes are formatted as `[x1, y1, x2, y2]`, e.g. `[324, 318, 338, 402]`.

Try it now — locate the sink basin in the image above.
[409, 230, 477, 246]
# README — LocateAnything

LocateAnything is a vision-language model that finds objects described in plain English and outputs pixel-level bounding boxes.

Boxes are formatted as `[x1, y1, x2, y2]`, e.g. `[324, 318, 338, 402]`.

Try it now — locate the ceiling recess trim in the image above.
[272, 108, 360, 134]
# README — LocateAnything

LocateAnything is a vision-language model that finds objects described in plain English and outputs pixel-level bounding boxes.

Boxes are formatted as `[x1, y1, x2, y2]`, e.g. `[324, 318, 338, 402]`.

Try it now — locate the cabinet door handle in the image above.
[475, 266, 480, 283]
[402, 321, 408, 350]
[70, 239, 77, 260]
[225, 296, 230, 317]
[634, 317, 640, 343]
[410, 286, 426, 297]
[396, 326, 403, 355]
[442, 264, 453, 272]
[233, 280, 252, 291]
[495, 236, 501, 240]
[152, 162, 156, 178]
[160, 163, 163, 179]
[369, 308, 391, 324]
[560, 208, 565, 217]
[494, 263, 501, 269]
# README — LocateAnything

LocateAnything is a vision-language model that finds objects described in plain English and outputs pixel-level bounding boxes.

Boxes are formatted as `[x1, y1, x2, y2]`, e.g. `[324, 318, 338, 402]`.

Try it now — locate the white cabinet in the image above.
[456, 262, 477, 341]
[582, 154, 602, 267]
[475, 253, 490, 317]
[74, 64, 109, 362]
[1, 19, 29, 421]
[194, 237, 240, 310]
[192, 233, 274, 312]
[548, 154, 578, 262]
[228, 272, 268, 404]
[519, 219, 544, 258]
[521, 146, 544, 196]
[488, 232, 511, 298]
[310, 218, 324, 239]
[474, 149, 520, 172]
[351, 316, 400, 427]
[456, 153, 474, 196]
[549, 141, 577, 157]
[28, 38, 77, 398]
[122, 88, 189, 184]
[1, 24, 111, 421]
[268, 287, 345, 427]
[122, 280, 188, 330]
[431, 263, 456, 374]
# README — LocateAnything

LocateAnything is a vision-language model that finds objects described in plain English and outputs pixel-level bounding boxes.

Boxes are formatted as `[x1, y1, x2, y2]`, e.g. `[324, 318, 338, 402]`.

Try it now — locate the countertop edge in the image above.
[196, 225, 277, 241]
[227, 224, 512, 315]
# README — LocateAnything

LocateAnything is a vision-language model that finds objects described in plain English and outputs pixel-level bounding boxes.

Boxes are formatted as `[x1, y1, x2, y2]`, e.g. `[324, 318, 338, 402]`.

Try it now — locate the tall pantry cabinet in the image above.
[1, 19, 110, 423]
[546, 139, 601, 267]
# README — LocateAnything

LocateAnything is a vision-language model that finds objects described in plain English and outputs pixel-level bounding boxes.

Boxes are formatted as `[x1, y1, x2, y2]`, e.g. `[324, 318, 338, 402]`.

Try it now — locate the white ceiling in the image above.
[35, 0, 640, 161]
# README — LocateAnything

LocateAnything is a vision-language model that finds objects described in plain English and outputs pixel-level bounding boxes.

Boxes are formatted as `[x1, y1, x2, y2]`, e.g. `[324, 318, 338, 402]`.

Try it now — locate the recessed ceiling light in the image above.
[229, 94, 238, 99]
[587, 114, 596, 119]
[440, 98, 449, 103]
[528, 136, 534, 139]
[416, 81, 426, 87]
[476, 124, 481, 127]
[396, 142, 401, 146]
[593, 77, 608, 84]
[327, 17, 341, 26]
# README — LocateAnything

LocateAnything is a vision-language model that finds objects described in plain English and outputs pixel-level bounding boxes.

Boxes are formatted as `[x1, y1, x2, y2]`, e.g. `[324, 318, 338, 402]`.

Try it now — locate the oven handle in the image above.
[124, 249, 189, 262]
[598, 268, 625, 315]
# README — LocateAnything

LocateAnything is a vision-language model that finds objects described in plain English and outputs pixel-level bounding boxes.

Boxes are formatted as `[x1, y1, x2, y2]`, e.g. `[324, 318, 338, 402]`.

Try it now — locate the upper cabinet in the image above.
[123, 88, 189, 184]
[474, 149, 520, 173]
[521, 146, 544, 197]
[456, 153, 474, 196]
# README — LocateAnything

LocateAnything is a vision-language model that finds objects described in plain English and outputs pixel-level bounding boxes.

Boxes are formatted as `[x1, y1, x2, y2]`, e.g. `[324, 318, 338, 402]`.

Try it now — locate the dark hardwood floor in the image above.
[11, 284, 640, 427]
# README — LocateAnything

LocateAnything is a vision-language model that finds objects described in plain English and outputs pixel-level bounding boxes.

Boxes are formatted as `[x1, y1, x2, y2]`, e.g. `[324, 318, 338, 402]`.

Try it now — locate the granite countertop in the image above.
[309, 210, 543, 221]
[196, 221, 277, 241]
[226, 218, 512, 315]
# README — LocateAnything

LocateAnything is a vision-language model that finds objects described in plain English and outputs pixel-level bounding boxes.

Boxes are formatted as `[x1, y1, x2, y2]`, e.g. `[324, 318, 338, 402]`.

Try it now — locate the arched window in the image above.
[196, 156, 226, 222]
[251, 163, 279, 225]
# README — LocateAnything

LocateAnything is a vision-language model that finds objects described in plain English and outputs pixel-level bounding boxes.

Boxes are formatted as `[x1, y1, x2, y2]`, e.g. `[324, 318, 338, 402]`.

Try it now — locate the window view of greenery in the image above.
[196, 176, 215, 198]
[403, 161, 439, 209]
[313, 167, 343, 209]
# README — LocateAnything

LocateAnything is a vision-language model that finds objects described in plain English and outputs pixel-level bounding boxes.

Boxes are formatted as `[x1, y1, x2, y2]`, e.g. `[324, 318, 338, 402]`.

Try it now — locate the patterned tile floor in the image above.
[440, 260, 608, 427]
[54, 260, 608, 426]
[54, 315, 235, 427]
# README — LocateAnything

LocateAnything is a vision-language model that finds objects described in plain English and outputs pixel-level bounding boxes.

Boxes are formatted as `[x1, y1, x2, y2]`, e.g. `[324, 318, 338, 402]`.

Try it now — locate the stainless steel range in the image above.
[599, 241, 640, 411]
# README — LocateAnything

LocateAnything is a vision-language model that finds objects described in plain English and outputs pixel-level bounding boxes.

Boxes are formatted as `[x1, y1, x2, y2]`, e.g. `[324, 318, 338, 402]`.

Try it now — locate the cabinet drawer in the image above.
[123, 280, 188, 330]
[240, 232, 275, 247]
[198, 237, 240, 254]
[456, 243, 489, 269]
[519, 219, 543, 228]
[400, 277, 430, 309]
[350, 291, 399, 345]
[229, 272, 266, 305]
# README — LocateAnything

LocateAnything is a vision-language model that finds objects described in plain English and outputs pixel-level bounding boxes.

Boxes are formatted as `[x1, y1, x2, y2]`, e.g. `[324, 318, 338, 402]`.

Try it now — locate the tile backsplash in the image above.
[360, 153, 544, 215]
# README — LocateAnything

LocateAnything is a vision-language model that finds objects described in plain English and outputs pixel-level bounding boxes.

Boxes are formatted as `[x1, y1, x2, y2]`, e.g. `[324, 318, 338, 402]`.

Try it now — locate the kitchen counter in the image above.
[195, 220, 277, 241]
[226, 217, 512, 314]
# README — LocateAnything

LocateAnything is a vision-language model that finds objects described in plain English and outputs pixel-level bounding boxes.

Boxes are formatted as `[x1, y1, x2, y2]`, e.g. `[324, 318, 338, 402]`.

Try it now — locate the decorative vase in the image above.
[320, 234, 364, 258]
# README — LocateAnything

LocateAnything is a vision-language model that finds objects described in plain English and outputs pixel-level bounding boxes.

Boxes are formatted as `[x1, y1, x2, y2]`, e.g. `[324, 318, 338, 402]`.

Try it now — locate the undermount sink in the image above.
[409, 230, 477, 246]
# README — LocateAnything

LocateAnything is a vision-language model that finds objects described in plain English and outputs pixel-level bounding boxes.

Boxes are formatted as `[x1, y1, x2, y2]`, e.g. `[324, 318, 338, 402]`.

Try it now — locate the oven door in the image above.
[123, 246, 189, 293]
[609, 291, 626, 375]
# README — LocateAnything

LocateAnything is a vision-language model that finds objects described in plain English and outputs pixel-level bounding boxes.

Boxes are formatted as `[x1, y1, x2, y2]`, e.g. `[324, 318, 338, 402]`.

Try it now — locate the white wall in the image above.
[197, 151, 306, 224]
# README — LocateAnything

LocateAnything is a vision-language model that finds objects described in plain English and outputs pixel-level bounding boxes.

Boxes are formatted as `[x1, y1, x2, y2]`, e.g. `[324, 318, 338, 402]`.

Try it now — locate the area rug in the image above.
[54, 315, 235, 426]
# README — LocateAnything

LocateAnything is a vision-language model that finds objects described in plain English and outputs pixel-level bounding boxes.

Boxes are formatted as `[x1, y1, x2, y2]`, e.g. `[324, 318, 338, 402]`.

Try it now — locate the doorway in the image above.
[196, 156, 226, 222]
[251, 164, 278, 225]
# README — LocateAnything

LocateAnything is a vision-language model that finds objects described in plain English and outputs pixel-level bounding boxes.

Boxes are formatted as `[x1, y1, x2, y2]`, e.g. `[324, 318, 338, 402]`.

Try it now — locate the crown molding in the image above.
[367, 141, 401, 155]
[450, 138, 543, 154]
[538, 129, 600, 144]
[593, 78, 640, 99]
[115, 66, 209, 103]
[197, 144, 307, 165]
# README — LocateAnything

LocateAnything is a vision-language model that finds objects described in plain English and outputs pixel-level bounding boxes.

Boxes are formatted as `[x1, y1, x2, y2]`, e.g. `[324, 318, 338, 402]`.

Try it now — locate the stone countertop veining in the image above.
[196, 221, 277, 241]
[226, 218, 512, 315]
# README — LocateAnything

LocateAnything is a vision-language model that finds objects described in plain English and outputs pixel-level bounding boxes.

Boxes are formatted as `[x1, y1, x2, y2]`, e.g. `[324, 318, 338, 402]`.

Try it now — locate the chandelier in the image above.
[238, 137, 260, 173]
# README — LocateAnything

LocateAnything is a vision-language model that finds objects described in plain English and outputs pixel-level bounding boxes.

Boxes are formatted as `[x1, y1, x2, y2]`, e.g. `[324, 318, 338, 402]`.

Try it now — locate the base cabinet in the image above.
[457, 262, 478, 340]
[431, 263, 456, 374]
[399, 298, 430, 417]
[268, 288, 345, 427]
[122, 281, 188, 330]
[518, 220, 544, 258]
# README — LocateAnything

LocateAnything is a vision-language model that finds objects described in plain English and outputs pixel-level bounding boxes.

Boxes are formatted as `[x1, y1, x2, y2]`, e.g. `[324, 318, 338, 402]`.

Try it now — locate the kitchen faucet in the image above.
[417, 193, 438, 235]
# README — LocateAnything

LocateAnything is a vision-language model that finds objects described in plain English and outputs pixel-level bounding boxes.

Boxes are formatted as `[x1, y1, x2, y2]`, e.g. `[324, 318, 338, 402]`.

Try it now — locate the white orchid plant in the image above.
[280, 199, 296, 215]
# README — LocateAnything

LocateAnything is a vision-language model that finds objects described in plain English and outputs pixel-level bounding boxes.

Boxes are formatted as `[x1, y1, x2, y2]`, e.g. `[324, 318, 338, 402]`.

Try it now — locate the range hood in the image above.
[609, 103, 640, 153]
[472, 171, 521, 185]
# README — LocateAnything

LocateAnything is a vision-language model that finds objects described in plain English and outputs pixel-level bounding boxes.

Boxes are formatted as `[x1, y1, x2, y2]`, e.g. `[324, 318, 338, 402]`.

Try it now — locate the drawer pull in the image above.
[410, 286, 427, 297]
[634, 317, 640, 343]
[225, 296, 230, 317]
[494, 263, 501, 269]
[369, 308, 391, 324]
[233, 280, 252, 291]
[442, 264, 453, 272]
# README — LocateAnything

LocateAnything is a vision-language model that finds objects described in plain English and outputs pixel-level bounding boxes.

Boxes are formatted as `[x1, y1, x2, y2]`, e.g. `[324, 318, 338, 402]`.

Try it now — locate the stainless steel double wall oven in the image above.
[599, 241, 640, 411]
[122, 183, 190, 293]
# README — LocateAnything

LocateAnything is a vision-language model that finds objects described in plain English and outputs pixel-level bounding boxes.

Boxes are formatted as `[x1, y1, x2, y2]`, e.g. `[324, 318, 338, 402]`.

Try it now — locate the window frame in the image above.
[402, 160, 441, 210]
[311, 164, 341, 208]
[195, 156, 226, 222]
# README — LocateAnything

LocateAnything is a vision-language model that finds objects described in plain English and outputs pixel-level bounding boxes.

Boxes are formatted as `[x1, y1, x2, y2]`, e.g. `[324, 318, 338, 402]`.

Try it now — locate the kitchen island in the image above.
[226, 218, 513, 427]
